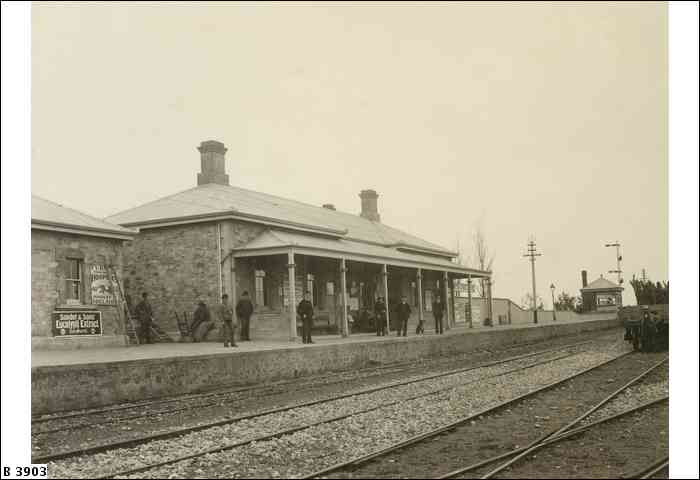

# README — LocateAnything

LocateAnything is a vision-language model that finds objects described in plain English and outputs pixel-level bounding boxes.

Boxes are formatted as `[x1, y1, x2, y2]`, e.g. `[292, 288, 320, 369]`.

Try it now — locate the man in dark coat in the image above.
[214, 293, 237, 348]
[374, 297, 387, 336]
[236, 291, 254, 341]
[432, 296, 444, 334]
[191, 300, 214, 342]
[134, 292, 154, 344]
[396, 296, 412, 337]
[298, 292, 314, 344]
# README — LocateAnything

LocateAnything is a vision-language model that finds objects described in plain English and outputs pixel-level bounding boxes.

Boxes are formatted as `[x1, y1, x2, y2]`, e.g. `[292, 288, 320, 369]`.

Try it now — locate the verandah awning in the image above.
[232, 229, 490, 278]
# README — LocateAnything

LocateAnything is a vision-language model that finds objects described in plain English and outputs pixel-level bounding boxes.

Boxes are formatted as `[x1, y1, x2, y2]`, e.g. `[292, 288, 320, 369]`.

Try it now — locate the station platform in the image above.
[31, 313, 620, 414]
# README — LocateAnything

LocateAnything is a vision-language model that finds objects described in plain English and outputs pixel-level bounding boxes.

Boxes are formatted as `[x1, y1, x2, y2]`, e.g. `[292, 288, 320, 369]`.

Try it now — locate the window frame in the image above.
[64, 257, 84, 304]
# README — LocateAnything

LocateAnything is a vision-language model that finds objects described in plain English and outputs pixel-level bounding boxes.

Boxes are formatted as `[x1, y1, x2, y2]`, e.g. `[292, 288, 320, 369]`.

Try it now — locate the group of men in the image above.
[374, 294, 446, 337]
[132, 289, 446, 346]
[132, 291, 255, 346]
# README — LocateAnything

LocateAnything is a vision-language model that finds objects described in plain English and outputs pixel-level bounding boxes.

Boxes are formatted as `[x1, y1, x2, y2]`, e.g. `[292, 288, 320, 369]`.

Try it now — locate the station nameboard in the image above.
[52, 310, 103, 337]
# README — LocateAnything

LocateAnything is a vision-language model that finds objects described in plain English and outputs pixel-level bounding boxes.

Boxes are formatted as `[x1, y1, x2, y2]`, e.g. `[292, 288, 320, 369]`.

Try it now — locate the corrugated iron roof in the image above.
[235, 229, 488, 276]
[106, 183, 455, 255]
[581, 276, 624, 291]
[32, 195, 135, 239]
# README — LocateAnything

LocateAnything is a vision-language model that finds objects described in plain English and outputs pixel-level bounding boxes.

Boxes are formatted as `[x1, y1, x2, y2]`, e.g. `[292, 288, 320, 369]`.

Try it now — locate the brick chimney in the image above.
[322, 204, 336, 210]
[359, 189, 380, 222]
[197, 140, 229, 186]
[581, 270, 588, 288]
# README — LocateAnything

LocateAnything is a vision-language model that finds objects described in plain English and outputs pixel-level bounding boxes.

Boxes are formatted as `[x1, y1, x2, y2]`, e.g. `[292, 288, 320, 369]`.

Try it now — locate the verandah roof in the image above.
[233, 229, 490, 278]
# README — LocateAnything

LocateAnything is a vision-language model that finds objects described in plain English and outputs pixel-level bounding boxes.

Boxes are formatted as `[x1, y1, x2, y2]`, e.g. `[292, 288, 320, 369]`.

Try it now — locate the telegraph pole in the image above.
[523, 237, 541, 324]
[605, 241, 623, 285]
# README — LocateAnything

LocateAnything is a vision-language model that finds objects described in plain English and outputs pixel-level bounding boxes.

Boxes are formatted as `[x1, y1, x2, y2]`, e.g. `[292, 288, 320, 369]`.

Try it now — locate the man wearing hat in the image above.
[214, 293, 237, 347]
[236, 291, 254, 341]
[374, 296, 387, 336]
[191, 300, 214, 342]
[297, 292, 315, 344]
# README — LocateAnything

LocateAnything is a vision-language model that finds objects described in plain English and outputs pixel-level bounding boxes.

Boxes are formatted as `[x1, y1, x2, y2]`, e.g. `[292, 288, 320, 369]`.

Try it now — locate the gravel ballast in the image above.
[109, 346, 631, 479]
[34, 331, 620, 458]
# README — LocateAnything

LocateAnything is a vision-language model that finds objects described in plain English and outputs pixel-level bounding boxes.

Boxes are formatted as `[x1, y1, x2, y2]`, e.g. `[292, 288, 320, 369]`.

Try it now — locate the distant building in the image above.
[31, 196, 135, 349]
[579, 270, 624, 313]
[106, 140, 492, 340]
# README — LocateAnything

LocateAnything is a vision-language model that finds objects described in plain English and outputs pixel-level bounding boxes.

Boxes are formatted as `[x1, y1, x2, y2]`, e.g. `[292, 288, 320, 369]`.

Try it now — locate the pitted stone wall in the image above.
[122, 222, 219, 331]
[31, 316, 621, 413]
[122, 220, 266, 332]
[31, 229, 127, 350]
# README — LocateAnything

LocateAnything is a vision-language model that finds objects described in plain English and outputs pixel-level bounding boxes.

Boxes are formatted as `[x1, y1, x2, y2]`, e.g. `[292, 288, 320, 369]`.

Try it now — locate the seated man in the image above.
[191, 300, 215, 342]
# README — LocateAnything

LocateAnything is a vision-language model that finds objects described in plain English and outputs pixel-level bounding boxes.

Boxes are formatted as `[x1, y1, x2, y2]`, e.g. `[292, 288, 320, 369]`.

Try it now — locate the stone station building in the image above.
[31, 196, 135, 350]
[107, 140, 492, 341]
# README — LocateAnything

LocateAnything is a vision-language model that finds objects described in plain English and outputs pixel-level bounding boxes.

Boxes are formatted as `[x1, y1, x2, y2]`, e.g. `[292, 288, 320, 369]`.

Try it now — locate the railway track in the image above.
[40, 342, 620, 477]
[438, 358, 668, 479]
[302, 354, 667, 479]
[625, 456, 669, 479]
[33, 334, 607, 434]
[33, 341, 591, 463]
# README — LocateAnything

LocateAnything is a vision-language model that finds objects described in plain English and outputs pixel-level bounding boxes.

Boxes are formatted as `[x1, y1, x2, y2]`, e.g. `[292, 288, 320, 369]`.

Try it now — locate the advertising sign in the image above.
[52, 310, 102, 337]
[454, 282, 470, 298]
[596, 293, 618, 307]
[90, 265, 117, 305]
[425, 290, 433, 311]
[283, 278, 304, 307]
[471, 305, 482, 325]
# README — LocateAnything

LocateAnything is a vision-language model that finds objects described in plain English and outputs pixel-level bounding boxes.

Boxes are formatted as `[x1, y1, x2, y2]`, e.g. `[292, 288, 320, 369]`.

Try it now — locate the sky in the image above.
[31, 1, 668, 307]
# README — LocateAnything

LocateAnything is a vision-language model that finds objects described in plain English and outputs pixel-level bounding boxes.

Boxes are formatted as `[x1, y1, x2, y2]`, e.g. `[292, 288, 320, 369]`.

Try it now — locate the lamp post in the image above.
[550, 283, 556, 322]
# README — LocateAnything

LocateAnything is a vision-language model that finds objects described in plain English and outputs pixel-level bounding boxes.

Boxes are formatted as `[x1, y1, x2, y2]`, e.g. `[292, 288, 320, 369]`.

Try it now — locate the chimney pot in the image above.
[581, 270, 588, 288]
[359, 189, 380, 222]
[322, 204, 336, 210]
[197, 140, 229, 186]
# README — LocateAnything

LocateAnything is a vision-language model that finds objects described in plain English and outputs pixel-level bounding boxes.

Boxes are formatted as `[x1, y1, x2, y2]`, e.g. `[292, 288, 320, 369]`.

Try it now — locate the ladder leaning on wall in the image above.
[109, 266, 140, 345]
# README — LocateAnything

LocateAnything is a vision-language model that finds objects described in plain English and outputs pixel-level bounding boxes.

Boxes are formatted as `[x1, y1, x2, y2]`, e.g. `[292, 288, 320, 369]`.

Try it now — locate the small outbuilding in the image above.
[31, 196, 136, 349]
[579, 270, 624, 313]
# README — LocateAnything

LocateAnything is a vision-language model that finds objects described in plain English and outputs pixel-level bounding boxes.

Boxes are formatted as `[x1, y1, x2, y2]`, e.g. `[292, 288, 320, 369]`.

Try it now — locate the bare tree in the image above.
[454, 235, 470, 267]
[521, 293, 544, 310]
[470, 220, 495, 297]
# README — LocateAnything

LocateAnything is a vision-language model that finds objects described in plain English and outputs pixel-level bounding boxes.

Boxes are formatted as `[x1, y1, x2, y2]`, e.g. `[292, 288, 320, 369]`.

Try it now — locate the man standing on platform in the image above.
[215, 293, 237, 348]
[432, 296, 444, 334]
[134, 292, 154, 344]
[374, 296, 387, 336]
[298, 292, 314, 344]
[396, 295, 411, 337]
[236, 291, 254, 341]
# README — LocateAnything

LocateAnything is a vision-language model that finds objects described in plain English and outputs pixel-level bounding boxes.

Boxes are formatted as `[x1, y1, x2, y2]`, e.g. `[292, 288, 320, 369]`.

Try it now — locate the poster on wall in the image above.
[90, 264, 117, 305]
[349, 297, 360, 310]
[596, 293, 618, 307]
[454, 282, 470, 298]
[52, 310, 102, 337]
[471, 305, 482, 325]
[425, 290, 433, 311]
[326, 282, 334, 296]
[282, 278, 304, 307]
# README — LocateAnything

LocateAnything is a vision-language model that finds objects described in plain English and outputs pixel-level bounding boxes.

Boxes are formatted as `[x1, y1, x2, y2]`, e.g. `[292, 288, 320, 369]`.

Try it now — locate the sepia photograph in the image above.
[1, 1, 698, 479]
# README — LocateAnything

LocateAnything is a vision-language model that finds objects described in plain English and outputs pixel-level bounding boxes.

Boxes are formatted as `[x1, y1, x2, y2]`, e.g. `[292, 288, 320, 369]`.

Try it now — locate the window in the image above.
[255, 270, 267, 307]
[65, 258, 83, 303]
